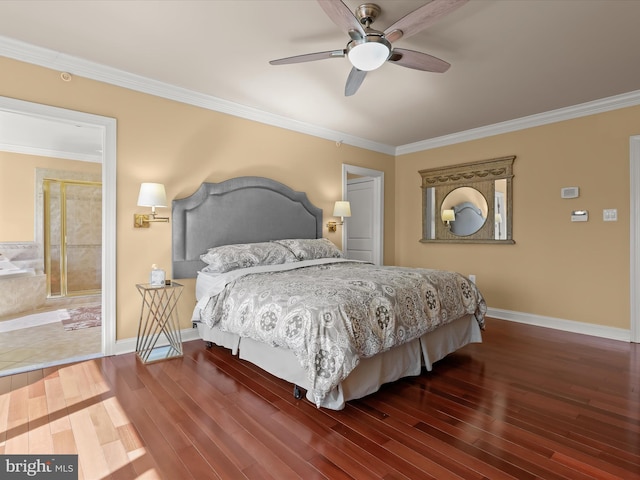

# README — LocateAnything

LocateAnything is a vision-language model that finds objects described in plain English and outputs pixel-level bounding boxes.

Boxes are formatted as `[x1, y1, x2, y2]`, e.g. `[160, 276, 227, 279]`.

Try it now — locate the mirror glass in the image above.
[441, 187, 488, 237]
[420, 156, 515, 244]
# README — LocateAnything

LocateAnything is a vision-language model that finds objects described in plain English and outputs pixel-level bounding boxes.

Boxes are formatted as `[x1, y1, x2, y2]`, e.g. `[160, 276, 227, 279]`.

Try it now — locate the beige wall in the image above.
[396, 107, 637, 330]
[2, 54, 634, 337]
[1, 57, 395, 340]
[0, 151, 100, 242]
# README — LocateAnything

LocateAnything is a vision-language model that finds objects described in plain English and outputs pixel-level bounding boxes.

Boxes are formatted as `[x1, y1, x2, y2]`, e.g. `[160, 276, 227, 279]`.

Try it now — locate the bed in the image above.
[172, 177, 486, 410]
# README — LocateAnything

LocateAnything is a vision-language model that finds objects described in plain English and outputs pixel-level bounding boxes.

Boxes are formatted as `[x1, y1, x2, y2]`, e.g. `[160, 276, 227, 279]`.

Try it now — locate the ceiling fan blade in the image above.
[384, 0, 468, 43]
[269, 50, 345, 65]
[317, 0, 365, 37]
[388, 48, 450, 72]
[345, 67, 367, 96]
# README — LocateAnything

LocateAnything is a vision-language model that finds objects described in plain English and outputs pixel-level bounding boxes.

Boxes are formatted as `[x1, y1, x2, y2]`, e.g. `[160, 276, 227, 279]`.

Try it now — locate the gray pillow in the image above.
[273, 238, 343, 261]
[200, 242, 297, 273]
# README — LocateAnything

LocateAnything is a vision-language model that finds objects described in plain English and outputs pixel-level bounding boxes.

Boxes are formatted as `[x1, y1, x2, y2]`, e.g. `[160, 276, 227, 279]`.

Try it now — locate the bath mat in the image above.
[61, 304, 102, 331]
[0, 309, 65, 333]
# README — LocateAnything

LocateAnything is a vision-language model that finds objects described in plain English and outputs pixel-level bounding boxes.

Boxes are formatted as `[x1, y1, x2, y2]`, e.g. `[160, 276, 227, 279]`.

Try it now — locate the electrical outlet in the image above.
[468, 274, 476, 284]
[603, 209, 618, 221]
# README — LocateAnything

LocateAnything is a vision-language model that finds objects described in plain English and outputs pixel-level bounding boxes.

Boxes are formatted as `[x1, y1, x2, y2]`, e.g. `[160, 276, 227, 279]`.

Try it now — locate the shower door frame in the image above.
[43, 178, 102, 298]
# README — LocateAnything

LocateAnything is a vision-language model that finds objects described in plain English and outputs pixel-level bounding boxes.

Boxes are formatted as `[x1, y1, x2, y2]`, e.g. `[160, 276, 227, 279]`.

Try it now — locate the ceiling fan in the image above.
[269, 0, 468, 96]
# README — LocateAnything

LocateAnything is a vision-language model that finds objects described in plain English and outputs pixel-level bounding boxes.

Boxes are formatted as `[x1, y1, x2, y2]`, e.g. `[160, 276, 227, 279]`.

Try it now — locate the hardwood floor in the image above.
[0, 318, 638, 479]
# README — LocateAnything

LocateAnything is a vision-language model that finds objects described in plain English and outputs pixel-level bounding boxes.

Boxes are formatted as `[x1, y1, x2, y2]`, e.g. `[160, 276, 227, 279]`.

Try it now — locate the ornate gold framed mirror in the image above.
[420, 156, 515, 244]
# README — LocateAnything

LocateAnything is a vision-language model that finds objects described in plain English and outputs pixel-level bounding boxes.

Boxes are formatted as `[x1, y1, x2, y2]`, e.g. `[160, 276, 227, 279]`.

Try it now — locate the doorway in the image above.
[346, 176, 376, 262]
[341, 164, 384, 265]
[0, 96, 116, 374]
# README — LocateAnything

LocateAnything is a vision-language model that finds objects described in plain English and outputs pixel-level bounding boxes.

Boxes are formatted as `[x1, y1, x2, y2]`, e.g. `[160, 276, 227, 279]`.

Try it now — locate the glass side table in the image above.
[136, 282, 184, 363]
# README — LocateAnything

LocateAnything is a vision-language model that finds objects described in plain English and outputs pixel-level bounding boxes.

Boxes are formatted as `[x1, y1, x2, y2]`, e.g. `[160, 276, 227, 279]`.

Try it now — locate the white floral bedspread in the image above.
[199, 260, 486, 406]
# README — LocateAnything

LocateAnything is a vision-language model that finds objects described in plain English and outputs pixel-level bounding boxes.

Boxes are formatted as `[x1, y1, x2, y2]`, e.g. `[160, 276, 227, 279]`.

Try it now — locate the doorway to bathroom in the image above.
[0, 95, 117, 375]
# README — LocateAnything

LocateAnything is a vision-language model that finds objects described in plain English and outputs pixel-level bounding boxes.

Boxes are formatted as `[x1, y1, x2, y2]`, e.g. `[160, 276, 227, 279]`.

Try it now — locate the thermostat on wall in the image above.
[571, 210, 588, 222]
[561, 186, 579, 199]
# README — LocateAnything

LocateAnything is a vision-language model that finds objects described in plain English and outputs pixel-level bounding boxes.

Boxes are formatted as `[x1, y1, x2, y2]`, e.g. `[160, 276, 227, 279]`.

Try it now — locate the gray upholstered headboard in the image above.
[450, 201, 486, 237]
[172, 176, 323, 278]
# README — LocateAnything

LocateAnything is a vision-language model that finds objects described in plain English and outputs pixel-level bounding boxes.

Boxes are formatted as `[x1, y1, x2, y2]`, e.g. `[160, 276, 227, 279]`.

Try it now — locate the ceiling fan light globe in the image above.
[347, 38, 390, 71]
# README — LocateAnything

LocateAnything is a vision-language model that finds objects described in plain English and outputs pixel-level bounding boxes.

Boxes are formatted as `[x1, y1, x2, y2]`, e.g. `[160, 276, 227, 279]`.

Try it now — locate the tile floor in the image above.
[0, 295, 102, 375]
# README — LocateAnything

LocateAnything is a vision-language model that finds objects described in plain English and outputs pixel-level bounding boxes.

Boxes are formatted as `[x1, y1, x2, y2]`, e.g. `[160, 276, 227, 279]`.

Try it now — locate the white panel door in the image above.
[346, 177, 374, 262]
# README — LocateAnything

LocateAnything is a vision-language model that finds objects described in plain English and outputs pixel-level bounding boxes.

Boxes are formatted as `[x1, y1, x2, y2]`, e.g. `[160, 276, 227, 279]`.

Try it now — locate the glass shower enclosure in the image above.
[43, 178, 102, 298]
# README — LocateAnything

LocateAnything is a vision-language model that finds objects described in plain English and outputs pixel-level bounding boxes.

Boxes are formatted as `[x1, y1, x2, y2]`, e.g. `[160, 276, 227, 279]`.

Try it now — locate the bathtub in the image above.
[0, 247, 47, 318]
[0, 270, 47, 318]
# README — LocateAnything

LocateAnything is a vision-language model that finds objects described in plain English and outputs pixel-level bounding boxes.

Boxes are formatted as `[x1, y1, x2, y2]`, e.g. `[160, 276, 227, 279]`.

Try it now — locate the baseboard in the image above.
[113, 326, 201, 356]
[112, 309, 631, 356]
[487, 307, 631, 342]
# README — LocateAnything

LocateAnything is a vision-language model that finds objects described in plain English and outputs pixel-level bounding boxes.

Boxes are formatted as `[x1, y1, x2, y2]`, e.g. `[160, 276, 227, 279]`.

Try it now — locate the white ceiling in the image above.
[0, 109, 103, 162]
[1, 0, 640, 155]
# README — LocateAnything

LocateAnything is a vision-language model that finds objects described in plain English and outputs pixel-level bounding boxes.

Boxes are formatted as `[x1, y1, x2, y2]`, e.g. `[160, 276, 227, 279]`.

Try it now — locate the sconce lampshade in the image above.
[442, 209, 455, 223]
[333, 201, 352, 218]
[137, 183, 167, 208]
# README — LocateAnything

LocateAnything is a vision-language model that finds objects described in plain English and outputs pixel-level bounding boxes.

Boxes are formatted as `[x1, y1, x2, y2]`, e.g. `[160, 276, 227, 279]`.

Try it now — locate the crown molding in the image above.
[3, 35, 639, 158]
[0, 36, 396, 156]
[397, 89, 640, 155]
[0, 142, 102, 163]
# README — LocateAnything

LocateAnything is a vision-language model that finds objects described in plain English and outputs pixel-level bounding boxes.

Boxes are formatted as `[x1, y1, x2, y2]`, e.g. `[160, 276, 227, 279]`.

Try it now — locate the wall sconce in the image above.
[327, 201, 351, 232]
[134, 182, 170, 228]
[442, 209, 455, 228]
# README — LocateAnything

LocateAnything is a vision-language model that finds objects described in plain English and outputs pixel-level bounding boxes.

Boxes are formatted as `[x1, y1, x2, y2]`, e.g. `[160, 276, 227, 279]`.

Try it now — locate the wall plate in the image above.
[561, 186, 579, 199]
[571, 210, 588, 222]
[603, 209, 618, 221]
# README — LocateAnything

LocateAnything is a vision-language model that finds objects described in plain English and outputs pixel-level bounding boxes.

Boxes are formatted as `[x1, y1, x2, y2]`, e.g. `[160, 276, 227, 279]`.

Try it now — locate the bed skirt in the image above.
[196, 314, 482, 410]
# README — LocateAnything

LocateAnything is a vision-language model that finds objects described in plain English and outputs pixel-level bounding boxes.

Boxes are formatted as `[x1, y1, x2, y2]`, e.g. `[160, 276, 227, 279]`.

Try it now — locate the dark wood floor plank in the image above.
[328, 419, 431, 480]
[143, 361, 261, 477]
[169, 384, 257, 472]
[363, 382, 554, 480]
[374, 382, 604, 480]
[99, 360, 196, 480]
[361, 394, 582, 480]
[214, 387, 327, 479]
[3, 318, 638, 479]
[176, 416, 248, 480]
[176, 444, 222, 480]
[270, 409, 394, 480]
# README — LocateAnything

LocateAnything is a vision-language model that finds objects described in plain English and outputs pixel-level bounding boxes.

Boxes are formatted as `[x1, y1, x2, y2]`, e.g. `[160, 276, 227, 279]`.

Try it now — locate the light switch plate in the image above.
[603, 209, 618, 221]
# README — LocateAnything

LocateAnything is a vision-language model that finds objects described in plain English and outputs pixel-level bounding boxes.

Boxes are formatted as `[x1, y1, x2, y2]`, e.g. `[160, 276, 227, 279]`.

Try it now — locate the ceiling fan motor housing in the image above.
[355, 3, 382, 26]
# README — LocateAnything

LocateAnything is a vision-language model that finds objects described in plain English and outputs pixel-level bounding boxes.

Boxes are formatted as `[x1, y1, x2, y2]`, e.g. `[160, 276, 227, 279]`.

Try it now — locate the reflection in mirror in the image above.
[494, 178, 507, 240]
[441, 187, 488, 237]
[420, 156, 515, 244]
